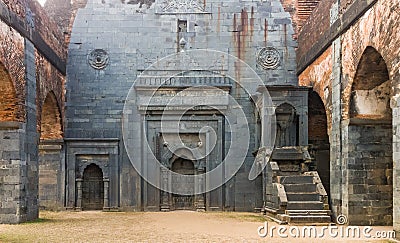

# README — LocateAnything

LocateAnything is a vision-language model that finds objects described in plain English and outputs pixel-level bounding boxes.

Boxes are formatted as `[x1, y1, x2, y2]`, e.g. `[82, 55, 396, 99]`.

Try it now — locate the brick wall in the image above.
[296, 0, 321, 32]
[296, 0, 336, 65]
[28, 1, 66, 60]
[340, 0, 356, 13]
[36, 51, 65, 137]
[279, 0, 322, 39]
[2, 0, 25, 18]
[0, 22, 25, 122]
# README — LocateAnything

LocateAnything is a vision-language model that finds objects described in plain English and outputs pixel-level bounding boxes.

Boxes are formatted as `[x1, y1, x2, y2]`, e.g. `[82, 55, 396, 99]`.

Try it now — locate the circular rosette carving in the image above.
[88, 49, 109, 70]
[257, 47, 280, 70]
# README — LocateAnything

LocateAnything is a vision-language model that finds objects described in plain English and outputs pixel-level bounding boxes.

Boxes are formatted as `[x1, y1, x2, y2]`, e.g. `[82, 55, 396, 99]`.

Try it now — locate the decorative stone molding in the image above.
[257, 47, 281, 70]
[88, 49, 109, 70]
[158, 0, 205, 13]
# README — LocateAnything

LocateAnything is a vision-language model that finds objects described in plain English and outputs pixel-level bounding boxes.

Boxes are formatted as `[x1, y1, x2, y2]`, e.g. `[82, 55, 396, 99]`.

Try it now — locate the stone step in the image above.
[278, 175, 314, 184]
[287, 215, 332, 224]
[284, 184, 317, 193]
[286, 201, 324, 210]
[285, 210, 331, 216]
[286, 193, 320, 201]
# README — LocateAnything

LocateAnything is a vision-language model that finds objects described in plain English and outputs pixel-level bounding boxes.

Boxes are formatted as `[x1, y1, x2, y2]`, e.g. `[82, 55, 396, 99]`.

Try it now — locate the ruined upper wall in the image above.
[0, 0, 66, 126]
[296, 0, 378, 74]
[0, 0, 67, 62]
[279, 0, 321, 39]
[44, 0, 88, 45]
[296, 0, 336, 68]
[30, 1, 66, 59]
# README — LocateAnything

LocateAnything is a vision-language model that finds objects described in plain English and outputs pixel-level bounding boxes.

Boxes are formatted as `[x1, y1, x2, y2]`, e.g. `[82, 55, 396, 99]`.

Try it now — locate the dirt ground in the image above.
[0, 211, 395, 242]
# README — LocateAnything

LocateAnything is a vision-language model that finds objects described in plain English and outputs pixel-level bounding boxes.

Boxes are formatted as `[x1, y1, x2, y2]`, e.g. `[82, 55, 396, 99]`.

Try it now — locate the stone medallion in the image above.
[88, 49, 109, 70]
[257, 47, 280, 70]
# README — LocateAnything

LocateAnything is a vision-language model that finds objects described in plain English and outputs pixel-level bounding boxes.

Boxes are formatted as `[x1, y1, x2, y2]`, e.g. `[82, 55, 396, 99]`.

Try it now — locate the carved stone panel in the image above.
[157, 0, 206, 13]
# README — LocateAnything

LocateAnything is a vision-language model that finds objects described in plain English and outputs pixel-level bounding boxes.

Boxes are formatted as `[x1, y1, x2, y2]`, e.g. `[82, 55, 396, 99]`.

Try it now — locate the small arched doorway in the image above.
[171, 158, 195, 210]
[275, 103, 298, 147]
[82, 164, 104, 210]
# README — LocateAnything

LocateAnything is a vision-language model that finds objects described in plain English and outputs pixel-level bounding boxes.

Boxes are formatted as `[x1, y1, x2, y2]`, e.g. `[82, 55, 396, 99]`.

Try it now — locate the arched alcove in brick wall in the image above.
[0, 62, 17, 122]
[40, 91, 63, 140]
[347, 46, 393, 226]
[350, 46, 391, 120]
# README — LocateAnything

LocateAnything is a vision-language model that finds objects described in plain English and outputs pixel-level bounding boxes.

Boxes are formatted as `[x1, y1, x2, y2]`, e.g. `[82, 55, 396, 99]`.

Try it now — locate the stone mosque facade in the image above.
[0, 0, 400, 233]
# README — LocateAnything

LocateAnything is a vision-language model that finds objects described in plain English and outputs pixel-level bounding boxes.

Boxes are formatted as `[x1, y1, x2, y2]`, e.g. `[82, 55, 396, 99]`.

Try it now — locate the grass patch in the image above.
[21, 217, 53, 224]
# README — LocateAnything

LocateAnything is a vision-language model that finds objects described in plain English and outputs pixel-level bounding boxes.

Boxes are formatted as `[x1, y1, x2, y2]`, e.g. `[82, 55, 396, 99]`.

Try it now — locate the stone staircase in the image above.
[278, 173, 331, 224]
[264, 161, 332, 224]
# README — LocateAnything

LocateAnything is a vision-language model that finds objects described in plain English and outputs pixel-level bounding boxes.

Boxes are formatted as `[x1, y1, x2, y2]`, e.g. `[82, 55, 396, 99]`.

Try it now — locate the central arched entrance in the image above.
[82, 164, 104, 210]
[171, 158, 195, 210]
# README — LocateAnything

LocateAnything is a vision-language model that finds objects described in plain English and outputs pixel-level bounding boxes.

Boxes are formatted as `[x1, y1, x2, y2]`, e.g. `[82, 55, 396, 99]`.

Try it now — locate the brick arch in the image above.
[0, 62, 17, 122]
[348, 46, 391, 121]
[40, 91, 63, 140]
[341, 0, 400, 120]
[342, 45, 393, 120]
[298, 46, 333, 134]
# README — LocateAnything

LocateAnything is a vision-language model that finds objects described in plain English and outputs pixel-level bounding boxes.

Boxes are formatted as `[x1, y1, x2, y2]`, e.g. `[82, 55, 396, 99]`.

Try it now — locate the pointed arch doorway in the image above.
[82, 164, 104, 210]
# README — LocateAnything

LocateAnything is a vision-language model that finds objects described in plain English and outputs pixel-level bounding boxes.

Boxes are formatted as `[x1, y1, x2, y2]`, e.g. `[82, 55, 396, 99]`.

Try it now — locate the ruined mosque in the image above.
[0, 0, 399, 231]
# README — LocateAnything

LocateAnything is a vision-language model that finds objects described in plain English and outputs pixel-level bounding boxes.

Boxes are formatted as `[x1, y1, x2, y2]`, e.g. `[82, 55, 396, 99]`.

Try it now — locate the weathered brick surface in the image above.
[299, 47, 332, 133]
[279, 0, 322, 39]
[296, 0, 335, 66]
[28, 1, 66, 60]
[1, 0, 66, 60]
[339, 0, 356, 14]
[341, 0, 400, 120]
[0, 22, 25, 122]
[296, 0, 321, 32]
[2, 0, 25, 18]
[36, 51, 65, 139]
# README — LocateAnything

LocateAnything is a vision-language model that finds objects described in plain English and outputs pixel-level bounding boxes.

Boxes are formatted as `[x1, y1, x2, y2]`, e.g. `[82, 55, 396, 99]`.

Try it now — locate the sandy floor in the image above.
[0, 211, 395, 242]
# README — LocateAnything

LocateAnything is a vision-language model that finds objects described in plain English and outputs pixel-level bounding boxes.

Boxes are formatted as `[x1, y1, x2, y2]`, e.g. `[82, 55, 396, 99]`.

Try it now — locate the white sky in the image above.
[38, 0, 46, 6]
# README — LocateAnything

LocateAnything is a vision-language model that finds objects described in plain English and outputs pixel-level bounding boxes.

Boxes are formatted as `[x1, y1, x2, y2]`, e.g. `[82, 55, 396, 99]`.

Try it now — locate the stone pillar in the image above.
[38, 139, 64, 210]
[103, 178, 110, 210]
[393, 100, 400, 235]
[76, 179, 83, 210]
[0, 39, 39, 223]
[160, 167, 170, 211]
[329, 0, 345, 223]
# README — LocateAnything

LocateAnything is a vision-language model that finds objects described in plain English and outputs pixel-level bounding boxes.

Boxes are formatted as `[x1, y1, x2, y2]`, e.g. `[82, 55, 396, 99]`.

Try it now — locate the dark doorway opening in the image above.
[171, 158, 195, 210]
[82, 164, 104, 210]
[308, 91, 331, 203]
